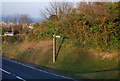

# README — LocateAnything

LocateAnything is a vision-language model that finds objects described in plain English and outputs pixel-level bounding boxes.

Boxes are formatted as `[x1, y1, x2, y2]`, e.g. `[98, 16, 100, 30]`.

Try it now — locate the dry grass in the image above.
[2, 40, 119, 79]
[2, 40, 53, 60]
[88, 48, 118, 61]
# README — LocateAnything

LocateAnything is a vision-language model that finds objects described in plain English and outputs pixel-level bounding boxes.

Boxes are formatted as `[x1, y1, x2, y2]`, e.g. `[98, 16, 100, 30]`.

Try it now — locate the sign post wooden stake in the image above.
[53, 34, 61, 62]
[53, 34, 56, 62]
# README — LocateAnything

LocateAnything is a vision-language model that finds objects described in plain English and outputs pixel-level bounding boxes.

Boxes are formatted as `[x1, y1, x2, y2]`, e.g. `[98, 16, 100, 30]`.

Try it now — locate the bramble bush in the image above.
[30, 2, 119, 51]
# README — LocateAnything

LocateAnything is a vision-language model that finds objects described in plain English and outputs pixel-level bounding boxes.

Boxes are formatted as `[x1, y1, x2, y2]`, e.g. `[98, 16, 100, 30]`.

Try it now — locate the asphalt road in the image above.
[1, 57, 75, 81]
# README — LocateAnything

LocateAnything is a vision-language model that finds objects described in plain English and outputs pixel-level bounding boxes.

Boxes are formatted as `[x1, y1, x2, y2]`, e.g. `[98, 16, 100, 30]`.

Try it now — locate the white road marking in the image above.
[0, 68, 11, 75]
[0, 68, 26, 81]
[16, 76, 26, 81]
[3, 57, 74, 80]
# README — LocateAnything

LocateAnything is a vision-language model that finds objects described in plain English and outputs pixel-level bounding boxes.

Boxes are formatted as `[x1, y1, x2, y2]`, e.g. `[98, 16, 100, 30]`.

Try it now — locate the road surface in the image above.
[1, 57, 76, 81]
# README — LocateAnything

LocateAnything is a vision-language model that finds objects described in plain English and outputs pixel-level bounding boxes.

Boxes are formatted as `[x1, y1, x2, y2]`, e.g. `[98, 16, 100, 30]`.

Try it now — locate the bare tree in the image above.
[77, 2, 110, 19]
[19, 14, 32, 24]
[3, 14, 20, 24]
[3, 14, 32, 33]
[40, 1, 73, 20]
[4, 14, 32, 24]
[11, 14, 20, 24]
[3, 15, 11, 24]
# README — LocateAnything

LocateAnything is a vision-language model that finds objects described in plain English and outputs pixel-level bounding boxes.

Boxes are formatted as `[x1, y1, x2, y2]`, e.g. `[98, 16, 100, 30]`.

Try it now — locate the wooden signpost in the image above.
[53, 34, 61, 62]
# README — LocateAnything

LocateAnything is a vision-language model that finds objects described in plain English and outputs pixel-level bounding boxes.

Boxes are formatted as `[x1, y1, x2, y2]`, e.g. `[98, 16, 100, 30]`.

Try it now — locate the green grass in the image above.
[75, 70, 119, 79]
[2, 40, 119, 79]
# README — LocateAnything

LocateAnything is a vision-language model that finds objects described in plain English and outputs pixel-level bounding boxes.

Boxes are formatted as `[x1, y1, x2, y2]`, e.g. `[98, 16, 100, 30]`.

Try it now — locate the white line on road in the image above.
[16, 76, 26, 81]
[0, 68, 11, 75]
[3, 57, 75, 80]
[0, 68, 26, 81]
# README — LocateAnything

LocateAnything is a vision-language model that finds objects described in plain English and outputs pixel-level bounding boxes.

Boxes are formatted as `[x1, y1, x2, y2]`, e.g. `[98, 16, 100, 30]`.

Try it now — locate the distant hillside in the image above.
[2, 16, 45, 23]
[32, 18, 45, 23]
